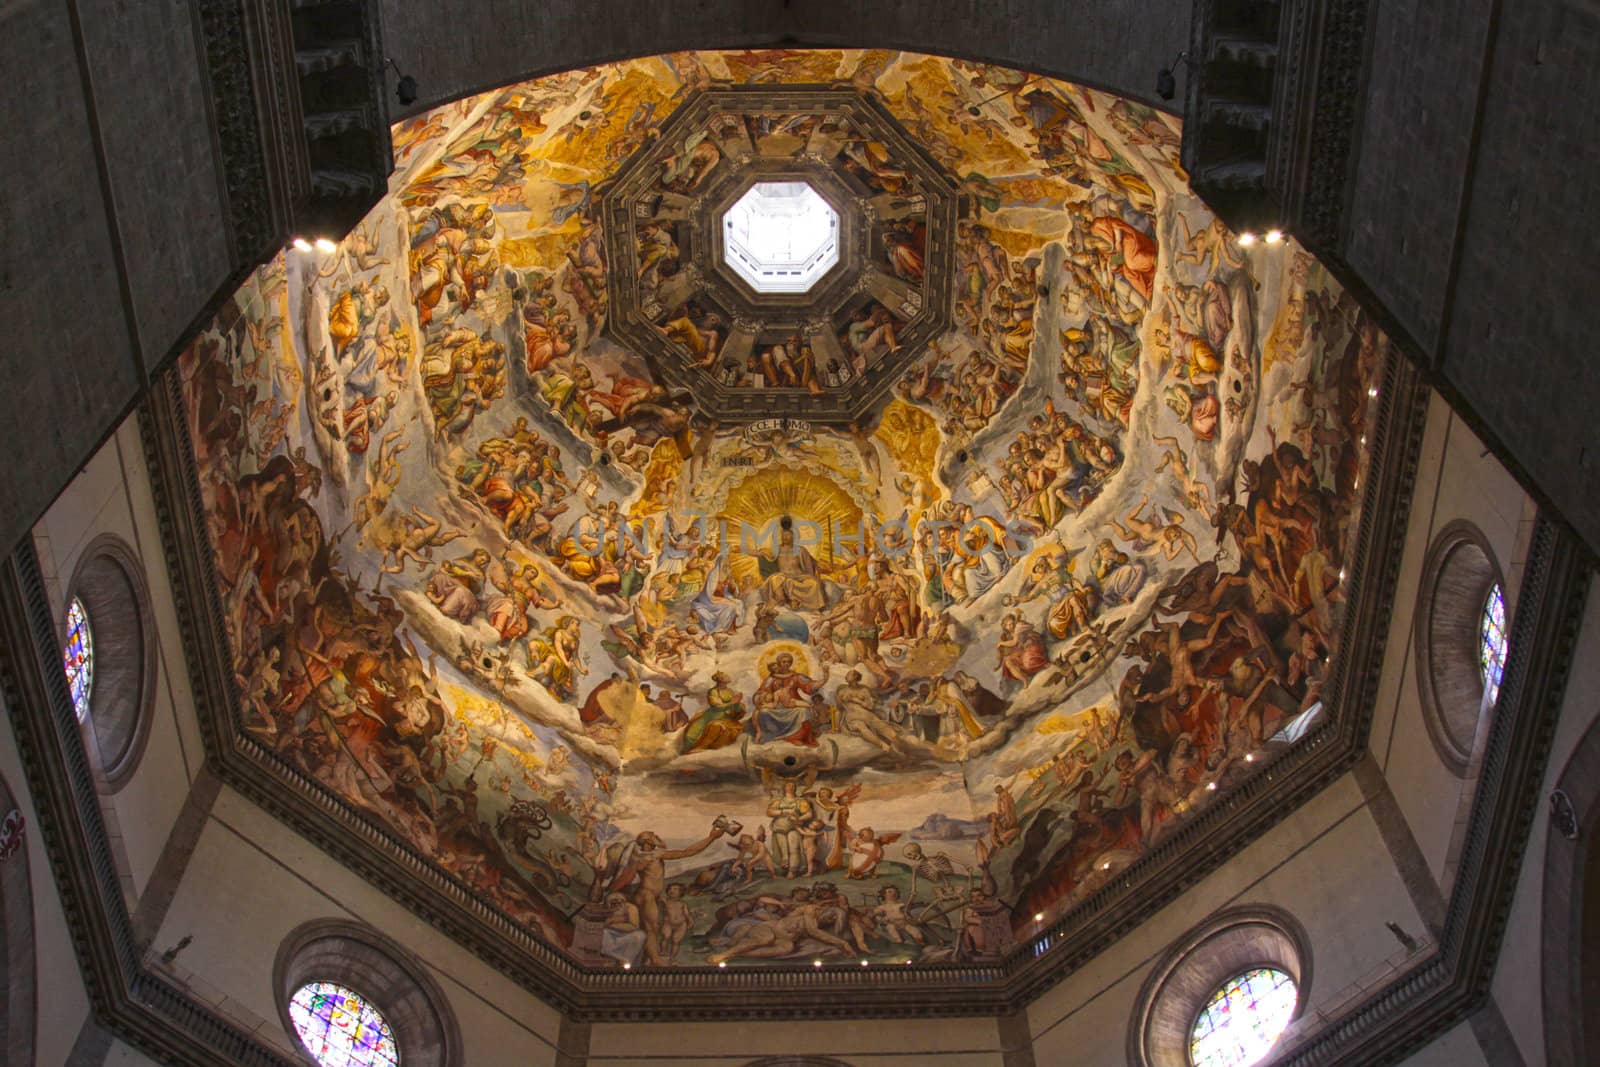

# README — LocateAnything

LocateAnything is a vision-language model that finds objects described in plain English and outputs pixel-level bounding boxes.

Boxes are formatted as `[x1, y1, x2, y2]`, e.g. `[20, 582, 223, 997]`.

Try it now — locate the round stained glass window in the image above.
[1188, 967, 1297, 1067]
[288, 981, 400, 1067]
[1479, 583, 1507, 707]
[63, 597, 93, 721]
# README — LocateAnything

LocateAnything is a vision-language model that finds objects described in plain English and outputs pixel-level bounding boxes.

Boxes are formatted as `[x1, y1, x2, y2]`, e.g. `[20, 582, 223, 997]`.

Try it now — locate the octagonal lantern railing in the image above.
[722, 181, 840, 294]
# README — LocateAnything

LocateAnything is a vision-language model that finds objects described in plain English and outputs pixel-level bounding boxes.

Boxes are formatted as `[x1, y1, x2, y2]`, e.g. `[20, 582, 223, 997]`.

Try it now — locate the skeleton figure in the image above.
[901, 842, 975, 910]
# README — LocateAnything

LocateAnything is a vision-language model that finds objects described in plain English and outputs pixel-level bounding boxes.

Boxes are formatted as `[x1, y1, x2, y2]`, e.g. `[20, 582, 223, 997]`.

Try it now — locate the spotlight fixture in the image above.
[386, 58, 418, 107]
[813, 959, 823, 968]
[717, 961, 727, 969]
[1156, 51, 1190, 102]
[860, 959, 869, 967]
[622, 962, 632, 970]
[1245, 754, 1255, 763]
[1265, 229, 1285, 244]
[314, 237, 337, 254]
[967, 78, 1036, 116]
[291, 237, 313, 253]
[1368, 387, 1380, 398]
[1033, 912, 1044, 922]
[1207, 782, 1217, 791]
[1237, 232, 1258, 246]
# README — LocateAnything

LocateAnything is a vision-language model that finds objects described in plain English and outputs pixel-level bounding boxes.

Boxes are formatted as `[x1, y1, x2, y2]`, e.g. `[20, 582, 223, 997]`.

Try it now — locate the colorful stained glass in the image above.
[63, 597, 93, 721]
[287, 981, 399, 1067]
[1188, 967, 1297, 1067]
[1479, 584, 1508, 707]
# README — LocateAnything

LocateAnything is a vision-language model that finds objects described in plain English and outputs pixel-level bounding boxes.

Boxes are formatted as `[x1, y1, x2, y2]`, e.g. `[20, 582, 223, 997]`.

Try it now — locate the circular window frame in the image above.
[1186, 965, 1300, 1067]
[287, 979, 401, 1067]
[64, 534, 158, 790]
[1413, 521, 1505, 777]
[63, 595, 94, 721]
[1128, 906, 1311, 1067]
[274, 919, 462, 1067]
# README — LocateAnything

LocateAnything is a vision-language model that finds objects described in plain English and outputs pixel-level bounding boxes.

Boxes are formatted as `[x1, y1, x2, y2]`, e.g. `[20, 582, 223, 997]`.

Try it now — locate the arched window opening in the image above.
[62, 596, 93, 721]
[288, 981, 400, 1067]
[1129, 907, 1310, 1067]
[1188, 967, 1298, 1067]
[1478, 583, 1508, 707]
[64, 536, 158, 788]
[275, 920, 460, 1067]
[1413, 522, 1507, 776]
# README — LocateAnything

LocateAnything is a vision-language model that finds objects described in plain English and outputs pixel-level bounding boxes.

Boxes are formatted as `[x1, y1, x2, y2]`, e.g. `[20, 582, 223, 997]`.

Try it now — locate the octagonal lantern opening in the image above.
[721, 181, 840, 295]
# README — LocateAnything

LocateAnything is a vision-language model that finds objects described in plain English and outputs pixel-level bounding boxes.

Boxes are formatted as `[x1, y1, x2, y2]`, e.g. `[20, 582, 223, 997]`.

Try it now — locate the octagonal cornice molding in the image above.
[598, 85, 957, 425]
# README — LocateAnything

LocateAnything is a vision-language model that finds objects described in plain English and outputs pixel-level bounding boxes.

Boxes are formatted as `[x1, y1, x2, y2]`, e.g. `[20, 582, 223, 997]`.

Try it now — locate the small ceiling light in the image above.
[622, 962, 632, 970]
[314, 238, 337, 254]
[291, 237, 313, 253]
[1237, 232, 1258, 246]
[1265, 229, 1284, 244]
[1360, 436, 1367, 445]
[717, 961, 727, 969]
[1156, 51, 1190, 102]
[1207, 782, 1217, 791]
[1245, 754, 1255, 762]
[386, 58, 418, 107]
[1101, 861, 1112, 870]
[813, 959, 823, 968]
[1339, 569, 1348, 582]
[1034, 912, 1044, 922]
[1368, 387, 1380, 397]
[860, 959, 869, 967]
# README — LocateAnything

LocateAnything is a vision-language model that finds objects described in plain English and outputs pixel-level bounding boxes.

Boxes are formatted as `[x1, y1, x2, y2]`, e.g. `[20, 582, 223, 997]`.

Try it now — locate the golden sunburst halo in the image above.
[719, 467, 865, 588]
[756, 642, 813, 679]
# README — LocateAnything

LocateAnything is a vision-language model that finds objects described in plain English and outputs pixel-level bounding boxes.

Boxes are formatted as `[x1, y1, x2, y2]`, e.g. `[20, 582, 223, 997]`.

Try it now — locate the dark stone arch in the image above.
[380, 1, 1188, 121]
[1127, 905, 1312, 1067]
[274, 918, 463, 1067]
[1413, 520, 1506, 776]
[0, 769, 36, 1067]
[64, 534, 158, 790]
[1541, 707, 1600, 1067]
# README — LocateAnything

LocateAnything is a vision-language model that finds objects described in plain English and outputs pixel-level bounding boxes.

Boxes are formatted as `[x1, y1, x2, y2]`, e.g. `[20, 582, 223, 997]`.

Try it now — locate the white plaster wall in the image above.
[104, 1038, 167, 1065]
[154, 786, 564, 1065]
[1488, 584, 1600, 1065]
[1366, 393, 1532, 893]
[588, 1015, 1006, 1065]
[1396, 1020, 1492, 1067]
[32, 414, 205, 903]
[0, 707, 93, 1066]
[1028, 772, 1428, 1063]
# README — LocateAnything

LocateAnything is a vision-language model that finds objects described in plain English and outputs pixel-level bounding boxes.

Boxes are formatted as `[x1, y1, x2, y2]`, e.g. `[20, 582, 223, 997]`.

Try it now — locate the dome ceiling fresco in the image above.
[179, 49, 1387, 973]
